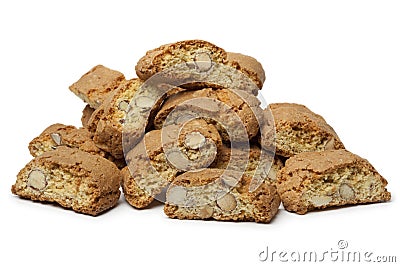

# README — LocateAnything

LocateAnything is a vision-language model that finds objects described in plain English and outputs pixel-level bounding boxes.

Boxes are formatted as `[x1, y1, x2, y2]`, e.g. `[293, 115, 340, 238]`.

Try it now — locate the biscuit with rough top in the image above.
[11, 146, 121, 216]
[87, 79, 143, 159]
[135, 40, 227, 81]
[28, 123, 105, 158]
[135, 40, 262, 95]
[260, 103, 345, 157]
[277, 149, 391, 215]
[213, 144, 284, 185]
[154, 88, 262, 143]
[164, 168, 281, 223]
[69, 65, 125, 109]
[227, 52, 265, 89]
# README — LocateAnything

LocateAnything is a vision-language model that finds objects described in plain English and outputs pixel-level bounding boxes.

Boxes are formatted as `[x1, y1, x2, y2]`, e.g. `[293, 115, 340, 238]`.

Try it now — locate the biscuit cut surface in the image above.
[121, 166, 154, 209]
[69, 65, 125, 109]
[135, 40, 263, 95]
[135, 40, 227, 80]
[164, 168, 281, 223]
[12, 147, 121, 216]
[88, 79, 143, 159]
[261, 103, 345, 157]
[123, 119, 222, 208]
[277, 149, 391, 214]
[213, 144, 283, 185]
[28, 123, 105, 158]
[227, 52, 265, 89]
[154, 88, 262, 143]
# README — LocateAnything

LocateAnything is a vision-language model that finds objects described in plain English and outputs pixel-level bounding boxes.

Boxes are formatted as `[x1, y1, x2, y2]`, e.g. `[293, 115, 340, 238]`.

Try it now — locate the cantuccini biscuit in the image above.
[87, 78, 186, 159]
[213, 144, 284, 185]
[277, 149, 391, 215]
[164, 168, 281, 223]
[87, 79, 143, 159]
[69, 65, 125, 109]
[226, 52, 265, 89]
[123, 119, 222, 208]
[135, 40, 227, 81]
[121, 166, 153, 209]
[28, 123, 105, 158]
[135, 40, 263, 95]
[260, 103, 345, 157]
[11, 147, 121, 216]
[154, 88, 262, 143]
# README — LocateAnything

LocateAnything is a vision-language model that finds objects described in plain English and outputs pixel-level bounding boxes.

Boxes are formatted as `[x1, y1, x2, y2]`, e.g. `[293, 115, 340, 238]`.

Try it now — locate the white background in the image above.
[1, 0, 399, 266]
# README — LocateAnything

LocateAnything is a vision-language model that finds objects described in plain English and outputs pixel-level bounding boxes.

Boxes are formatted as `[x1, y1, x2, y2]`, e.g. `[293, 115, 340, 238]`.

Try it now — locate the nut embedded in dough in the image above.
[135, 96, 154, 109]
[339, 184, 355, 200]
[27, 169, 47, 191]
[310, 196, 332, 207]
[216, 192, 237, 211]
[184, 132, 206, 149]
[50, 133, 62, 146]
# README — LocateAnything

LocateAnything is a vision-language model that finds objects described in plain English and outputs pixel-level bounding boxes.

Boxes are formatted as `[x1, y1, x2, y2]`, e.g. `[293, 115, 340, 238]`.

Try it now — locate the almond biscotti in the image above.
[87, 79, 143, 159]
[69, 65, 126, 109]
[164, 168, 281, 223]
[28, 123, 105, 157]
[277, 149, 391, 215]
[135, 40, 227, 81]
[213, 144, 284, 186]
[135, 40, 264, 95]
[122, 119, 222, 208]
[226, 52, 265, 89]
[153, 88, 263, 143]
[260, 103, 345, 157]
[12, 147, 121, 216]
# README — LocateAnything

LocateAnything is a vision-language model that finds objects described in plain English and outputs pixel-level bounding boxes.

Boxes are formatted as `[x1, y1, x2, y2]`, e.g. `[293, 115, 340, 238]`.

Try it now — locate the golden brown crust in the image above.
[11, 147, 121, 216]
[227, 52, 265, 89]
[28, 123, 105, 158]
[123, 119, 222, 209]
[87, 79, 143, 159]
[213, 144, 284, 184]
[121, 167, 154, 209]
[261, 103, 345, 157]
[69, 65, 125, 109]
[154, 88, 262, 143]
[276, 149, 391, 214]
[164, 168, 280, 223]
[135, 40, 228, 80]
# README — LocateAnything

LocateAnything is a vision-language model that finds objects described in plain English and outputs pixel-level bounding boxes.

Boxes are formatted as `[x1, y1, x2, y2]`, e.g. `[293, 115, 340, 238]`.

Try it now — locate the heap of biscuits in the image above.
[12, 40, 391, 222]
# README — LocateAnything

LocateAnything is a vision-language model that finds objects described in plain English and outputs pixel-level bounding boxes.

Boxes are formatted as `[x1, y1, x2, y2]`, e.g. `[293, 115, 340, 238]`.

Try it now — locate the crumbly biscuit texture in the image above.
[277, 149, 391, 214]
[261, 103, 345, 157]
[213, 144, 284, 185]
[123, 119, 222, 208]
[121, 166, 154, 209]
[12, 147, 121, 216]
[154, 88, 262, 143]
[88, 79, 143, 159]
[135, 40, 227, 81]
[227, 52, 265, 89]
[164, 168, 281, 223]
[69, 65, 125, 109]
[28, 123, 105, 158]
[135, 40, 264, 95]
